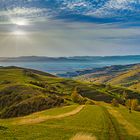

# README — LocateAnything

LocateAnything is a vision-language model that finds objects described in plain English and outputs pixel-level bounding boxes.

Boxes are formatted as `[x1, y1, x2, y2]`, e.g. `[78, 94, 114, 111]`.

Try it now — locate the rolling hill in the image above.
[0, 66, 140, 140]
[0, 66, 140, 119]
[75, 64, 140, 92]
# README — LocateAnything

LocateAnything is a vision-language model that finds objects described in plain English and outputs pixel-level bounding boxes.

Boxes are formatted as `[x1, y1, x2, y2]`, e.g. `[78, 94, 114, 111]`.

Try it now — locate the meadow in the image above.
[0, 104, 140, 140]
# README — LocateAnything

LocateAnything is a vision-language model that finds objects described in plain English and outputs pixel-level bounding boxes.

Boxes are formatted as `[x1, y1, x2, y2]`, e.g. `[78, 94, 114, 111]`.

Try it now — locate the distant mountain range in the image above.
[1, 55, 140, 62]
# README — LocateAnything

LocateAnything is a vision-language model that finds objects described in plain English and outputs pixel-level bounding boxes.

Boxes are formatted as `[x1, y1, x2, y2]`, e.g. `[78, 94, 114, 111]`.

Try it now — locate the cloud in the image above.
[0, 0, 140, 24]
[0, 7, 48, 19]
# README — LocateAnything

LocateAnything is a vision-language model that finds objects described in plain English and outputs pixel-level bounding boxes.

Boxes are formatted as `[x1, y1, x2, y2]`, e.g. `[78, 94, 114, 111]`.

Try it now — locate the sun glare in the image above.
[11, 18, 29, 26]
[12, 30, 26, 36]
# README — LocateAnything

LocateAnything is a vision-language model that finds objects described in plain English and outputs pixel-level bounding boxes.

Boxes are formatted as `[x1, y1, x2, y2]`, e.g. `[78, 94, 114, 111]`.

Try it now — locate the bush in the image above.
[125, 99, 139, 111]
[71, 87, 80, 103]
[30, 81, 46, 88]
[85, 100, 95, 105]
[135, 106, 140, 112]
[131, 99, 139, 110]
[0, 95, 65, 118]
[111, 98, 119, 107]
[0, 80, 11, 84]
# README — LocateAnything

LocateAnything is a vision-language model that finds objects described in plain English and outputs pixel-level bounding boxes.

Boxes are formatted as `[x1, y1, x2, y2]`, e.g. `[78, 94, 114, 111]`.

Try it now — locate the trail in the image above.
[101, 106, 123, 140]
[107, 106, 140, 137]
[17, 105, 85, 125]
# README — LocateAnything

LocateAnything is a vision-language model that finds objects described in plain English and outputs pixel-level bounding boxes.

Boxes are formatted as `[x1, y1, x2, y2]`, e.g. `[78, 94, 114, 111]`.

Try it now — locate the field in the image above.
[0, 104, 140, 140]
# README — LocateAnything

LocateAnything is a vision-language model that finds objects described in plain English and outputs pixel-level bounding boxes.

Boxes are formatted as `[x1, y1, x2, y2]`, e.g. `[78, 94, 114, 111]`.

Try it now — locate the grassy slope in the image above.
[0, 104, 140, 140]
[76, 65, 140, 92]
[1, 66, 140, 118]
[107, 67, 140, 91]
[0, 67, 68, 118]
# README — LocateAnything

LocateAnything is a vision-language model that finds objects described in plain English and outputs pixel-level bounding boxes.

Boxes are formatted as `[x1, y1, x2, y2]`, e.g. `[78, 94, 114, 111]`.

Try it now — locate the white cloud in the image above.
[86, 0, 140, 18]
[0, 7, 48, 18]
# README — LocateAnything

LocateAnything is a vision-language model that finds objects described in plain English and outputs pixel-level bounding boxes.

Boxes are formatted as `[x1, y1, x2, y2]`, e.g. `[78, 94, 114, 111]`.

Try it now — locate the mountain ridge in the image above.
[1, 55, 140, 62]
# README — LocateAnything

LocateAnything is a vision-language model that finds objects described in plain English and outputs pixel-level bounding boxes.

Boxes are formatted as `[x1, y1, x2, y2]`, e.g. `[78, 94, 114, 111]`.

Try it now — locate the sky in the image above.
[0, 0, 140, 57]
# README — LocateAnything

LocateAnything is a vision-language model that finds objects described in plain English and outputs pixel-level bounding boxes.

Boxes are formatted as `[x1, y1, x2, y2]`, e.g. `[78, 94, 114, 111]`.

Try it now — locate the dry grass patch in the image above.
[70, 133, 97, 140]
[17, 105, 85, 125]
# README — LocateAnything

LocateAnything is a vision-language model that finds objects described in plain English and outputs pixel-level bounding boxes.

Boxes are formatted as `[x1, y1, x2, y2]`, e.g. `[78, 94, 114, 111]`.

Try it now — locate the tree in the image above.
[71, 87, 80, 103]
[131, 99, 139, 110]
[125, 99, 139, 113]
[71, 87, 86, 104]
[125, 99, 132, 113]
[122, 91, 128, 105]
[111, 98, 119, 107]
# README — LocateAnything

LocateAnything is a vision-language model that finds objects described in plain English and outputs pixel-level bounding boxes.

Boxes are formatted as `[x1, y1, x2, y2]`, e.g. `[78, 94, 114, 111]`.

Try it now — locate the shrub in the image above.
[0, 80, 11, 84]
[0, 95, 65, 118]
[111, 98, 119, 107]
[131, 99, 139, 110]
[135, 106, 140, 112]
[85, 100, 95, 105]
[29, 81, 46, 88]
[71, 87, 80, 103]
[125, 99, 139, 111]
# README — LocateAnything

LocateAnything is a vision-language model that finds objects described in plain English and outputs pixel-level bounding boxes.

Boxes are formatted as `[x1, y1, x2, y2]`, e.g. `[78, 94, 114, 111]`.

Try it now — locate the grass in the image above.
[102, 103, 140, 139]
[70, 133, 97, 140]
[0, 105, 119, 140]
[0, 104, 140, 140]
[76, 64, 140, 92]
[0, 105, 78, 125]
[115, 105, 140, 130]
[0, 67, 140, 140]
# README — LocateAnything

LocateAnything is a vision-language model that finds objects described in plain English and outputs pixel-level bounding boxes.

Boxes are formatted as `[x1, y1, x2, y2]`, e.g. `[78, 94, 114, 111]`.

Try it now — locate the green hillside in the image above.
[76, 64, 140, 92]
[107, 67, 140, 91]
[0, 66, 140, 140]
[0, 104, 140, 140]
[0, 66, 140, 119]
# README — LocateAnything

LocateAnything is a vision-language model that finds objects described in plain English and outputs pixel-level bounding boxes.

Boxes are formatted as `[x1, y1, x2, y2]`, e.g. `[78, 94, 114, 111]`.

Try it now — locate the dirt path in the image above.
[101, 106, 123, 140]
[107, 106, 140, 137]
[17, 105, 85, 125]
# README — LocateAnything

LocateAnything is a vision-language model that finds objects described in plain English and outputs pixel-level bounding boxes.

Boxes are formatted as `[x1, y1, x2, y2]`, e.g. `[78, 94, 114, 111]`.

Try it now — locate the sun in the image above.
[14, 20, 27, 26]
[11, 18, 29, 26]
